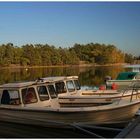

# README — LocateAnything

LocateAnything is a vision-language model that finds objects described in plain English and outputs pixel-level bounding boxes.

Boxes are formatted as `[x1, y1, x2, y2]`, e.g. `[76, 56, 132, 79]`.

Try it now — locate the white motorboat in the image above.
[106, 72, 140, 90]
[0, 80, 140, 127]
[41, 76, 140, 107]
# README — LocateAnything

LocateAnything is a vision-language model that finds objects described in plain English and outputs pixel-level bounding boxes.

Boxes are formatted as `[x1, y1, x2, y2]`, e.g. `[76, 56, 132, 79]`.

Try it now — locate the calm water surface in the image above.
[0, 65, 133, 88]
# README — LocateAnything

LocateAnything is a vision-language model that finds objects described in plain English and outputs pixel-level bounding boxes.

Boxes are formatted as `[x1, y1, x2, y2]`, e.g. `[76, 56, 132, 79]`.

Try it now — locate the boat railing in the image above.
[117, 80, 140, 104]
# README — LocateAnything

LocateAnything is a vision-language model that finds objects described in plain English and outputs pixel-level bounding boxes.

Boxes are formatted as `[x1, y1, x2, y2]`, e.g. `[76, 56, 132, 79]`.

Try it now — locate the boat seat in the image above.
[1, 90, 10, 104]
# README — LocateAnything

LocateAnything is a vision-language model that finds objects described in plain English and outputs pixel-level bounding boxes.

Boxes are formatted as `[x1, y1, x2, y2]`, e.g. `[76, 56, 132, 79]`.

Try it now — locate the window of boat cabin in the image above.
[47, 85, 57, 99]
[74, 80, 81, 90]
[66, 80, 75, 92]
[55, 81, 67, 94]
[1, 90, 20, 105]
[37, 86, 49, 101]
[22, 87, 38, 104]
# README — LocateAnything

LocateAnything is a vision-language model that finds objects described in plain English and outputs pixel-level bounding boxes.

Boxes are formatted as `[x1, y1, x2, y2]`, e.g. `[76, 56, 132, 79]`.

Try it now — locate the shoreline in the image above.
[0, 63, 127, 69]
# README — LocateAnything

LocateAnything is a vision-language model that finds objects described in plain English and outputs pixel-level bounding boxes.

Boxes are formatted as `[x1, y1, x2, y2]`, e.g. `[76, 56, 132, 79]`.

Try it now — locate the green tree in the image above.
[22, 44, 41, 66]
[125, 53, 134, 64]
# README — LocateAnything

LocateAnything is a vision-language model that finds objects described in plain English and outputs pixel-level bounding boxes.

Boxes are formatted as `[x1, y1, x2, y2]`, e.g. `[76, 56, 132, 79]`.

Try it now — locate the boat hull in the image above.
[58, 92, 140, 107]
[0, 101, 139, 128]
[106, 80, 134, 90]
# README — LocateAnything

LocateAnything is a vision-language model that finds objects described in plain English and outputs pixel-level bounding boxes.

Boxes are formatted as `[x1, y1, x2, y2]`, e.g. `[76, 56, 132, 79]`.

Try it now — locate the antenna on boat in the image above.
[33, 77, 52, 85]
[34, 77, 44, 84]
[37, 77, 43, 81]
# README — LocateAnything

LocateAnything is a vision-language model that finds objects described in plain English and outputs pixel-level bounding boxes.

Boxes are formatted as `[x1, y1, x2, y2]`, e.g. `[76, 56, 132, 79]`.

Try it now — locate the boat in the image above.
[106, 72, 140, 90]
[124, 64, 140, 72]
[0, 80, 140, 127]
[40, 76, 140, 107]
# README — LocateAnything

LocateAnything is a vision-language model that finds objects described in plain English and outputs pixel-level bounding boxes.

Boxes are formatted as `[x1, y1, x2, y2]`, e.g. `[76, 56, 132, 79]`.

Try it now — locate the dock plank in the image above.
[126, 124, 140, 138]
[116, 116, 140, 138]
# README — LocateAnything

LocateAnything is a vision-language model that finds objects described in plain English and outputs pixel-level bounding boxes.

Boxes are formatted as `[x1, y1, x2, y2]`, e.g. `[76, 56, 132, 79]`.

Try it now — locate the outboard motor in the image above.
[104, 76, 112, 89]
[104, 76, 112, 82]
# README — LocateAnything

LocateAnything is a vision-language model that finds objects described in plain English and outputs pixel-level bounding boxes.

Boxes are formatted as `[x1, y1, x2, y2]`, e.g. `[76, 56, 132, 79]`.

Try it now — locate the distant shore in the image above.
[0, 63, 128, 69]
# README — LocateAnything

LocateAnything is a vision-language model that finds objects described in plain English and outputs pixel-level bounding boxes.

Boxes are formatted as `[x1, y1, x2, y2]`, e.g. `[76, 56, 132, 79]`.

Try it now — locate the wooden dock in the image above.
[116, 116, 140, 138]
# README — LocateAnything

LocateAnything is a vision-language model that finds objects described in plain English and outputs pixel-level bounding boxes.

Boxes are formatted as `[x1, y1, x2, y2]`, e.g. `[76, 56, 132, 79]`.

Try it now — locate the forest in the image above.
[0, 43, 137, 67]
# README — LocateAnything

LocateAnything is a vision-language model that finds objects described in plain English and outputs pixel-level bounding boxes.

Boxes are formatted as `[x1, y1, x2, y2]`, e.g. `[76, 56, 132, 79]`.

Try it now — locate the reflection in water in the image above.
[0, 66, 132, 88]
[79, 66, 124, 87]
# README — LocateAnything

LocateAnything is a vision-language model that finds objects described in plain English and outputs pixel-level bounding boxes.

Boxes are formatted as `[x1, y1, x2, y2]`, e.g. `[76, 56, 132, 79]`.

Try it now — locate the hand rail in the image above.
[117, 81, 140, 104]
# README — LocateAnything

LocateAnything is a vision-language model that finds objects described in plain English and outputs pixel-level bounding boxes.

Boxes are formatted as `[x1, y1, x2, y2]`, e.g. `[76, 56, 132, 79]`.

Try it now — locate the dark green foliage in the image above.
[0, 43, 135, 67]
[71, 43, 125, 64]
[125, 53, 134, 64]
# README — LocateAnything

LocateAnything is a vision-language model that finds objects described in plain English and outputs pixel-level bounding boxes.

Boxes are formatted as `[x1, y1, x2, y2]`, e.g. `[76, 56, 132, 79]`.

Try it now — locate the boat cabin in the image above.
[0, 77, 140, 127]
[41, 76, 81, 95]
[0, 81, 59, 108]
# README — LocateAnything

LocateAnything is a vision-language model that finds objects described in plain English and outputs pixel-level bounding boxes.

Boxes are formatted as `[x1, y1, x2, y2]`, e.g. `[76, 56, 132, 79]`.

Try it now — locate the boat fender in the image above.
[99, 85, 106, 90]
[111, 83, 118, 90]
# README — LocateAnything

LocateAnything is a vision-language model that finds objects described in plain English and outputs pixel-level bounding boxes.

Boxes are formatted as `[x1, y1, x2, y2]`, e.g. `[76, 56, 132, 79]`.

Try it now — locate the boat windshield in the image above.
[37, 86, 50, 101]
[66, 80, 75, 92]
[1, 89, 20, 105]
[47, 85, 57, 99]
[55, 81, 67, 94]
[74, 80, 81, 90]
[22, 87, 38, 104]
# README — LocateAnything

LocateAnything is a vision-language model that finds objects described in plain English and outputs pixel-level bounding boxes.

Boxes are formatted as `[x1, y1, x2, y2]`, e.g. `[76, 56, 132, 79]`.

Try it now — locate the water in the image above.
[0, 65, 133, 88]
[0, 65, 132, 138]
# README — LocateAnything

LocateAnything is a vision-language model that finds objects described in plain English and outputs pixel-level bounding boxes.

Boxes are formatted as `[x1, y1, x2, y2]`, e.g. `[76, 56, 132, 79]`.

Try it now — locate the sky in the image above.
[0, 2, 140, 56]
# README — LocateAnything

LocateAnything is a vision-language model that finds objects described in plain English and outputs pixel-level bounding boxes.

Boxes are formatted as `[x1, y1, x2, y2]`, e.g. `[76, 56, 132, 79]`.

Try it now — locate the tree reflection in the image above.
[0, 66, 126, 88]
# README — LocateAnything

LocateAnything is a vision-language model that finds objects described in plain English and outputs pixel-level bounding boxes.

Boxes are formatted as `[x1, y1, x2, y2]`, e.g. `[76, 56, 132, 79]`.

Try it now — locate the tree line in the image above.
[0, 43, 136, 67]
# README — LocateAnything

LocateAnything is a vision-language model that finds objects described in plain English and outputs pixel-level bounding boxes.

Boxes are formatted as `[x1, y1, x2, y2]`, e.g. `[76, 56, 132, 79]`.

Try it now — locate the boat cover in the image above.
[116, 72, 138, 80]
